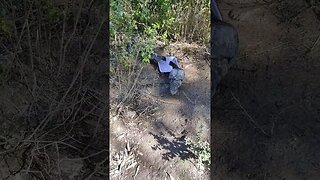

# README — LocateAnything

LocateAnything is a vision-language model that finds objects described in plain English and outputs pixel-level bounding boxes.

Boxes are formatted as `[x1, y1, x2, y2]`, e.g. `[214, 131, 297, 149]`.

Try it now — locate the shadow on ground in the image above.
[149, 132, 196, 161]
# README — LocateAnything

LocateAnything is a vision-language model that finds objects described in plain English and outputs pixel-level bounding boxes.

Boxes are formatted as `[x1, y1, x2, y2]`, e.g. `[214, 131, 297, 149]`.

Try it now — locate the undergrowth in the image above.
[110, 0, 210, 108]
[0, 0, 107, 179]
[110, 0, 211, 176]
[186, 137, 211, 168]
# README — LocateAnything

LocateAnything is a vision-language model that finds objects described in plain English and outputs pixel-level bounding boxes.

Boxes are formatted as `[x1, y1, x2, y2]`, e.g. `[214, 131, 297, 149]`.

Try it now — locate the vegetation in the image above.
[186, 137, 211, 167]
[110, 0, 210, 105]
[110, 0, 211, 176]
[110, 0, 210, 63]
[0, 0, 107, 179]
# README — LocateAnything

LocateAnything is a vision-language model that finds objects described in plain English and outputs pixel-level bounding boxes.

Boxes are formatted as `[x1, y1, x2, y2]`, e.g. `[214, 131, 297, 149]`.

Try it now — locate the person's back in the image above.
[211, 0, 239, 95]
[211, 20, 238, 65]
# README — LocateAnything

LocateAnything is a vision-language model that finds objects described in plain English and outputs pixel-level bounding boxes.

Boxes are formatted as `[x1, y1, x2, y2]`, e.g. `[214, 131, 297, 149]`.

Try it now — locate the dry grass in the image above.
[0, 0, 107, 179]
[109, 0, 211, 178]
[110, 141, 139, 179]
[173, 0, 210, 43]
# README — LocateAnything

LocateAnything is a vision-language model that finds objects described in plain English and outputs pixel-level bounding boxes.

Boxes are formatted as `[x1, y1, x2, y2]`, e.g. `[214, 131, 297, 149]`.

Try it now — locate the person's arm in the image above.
[211, 0, 222, 21]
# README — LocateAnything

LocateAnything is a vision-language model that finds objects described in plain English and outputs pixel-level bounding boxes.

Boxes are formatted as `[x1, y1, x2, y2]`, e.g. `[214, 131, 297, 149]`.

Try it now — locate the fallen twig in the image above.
[230, 91, 270, 137]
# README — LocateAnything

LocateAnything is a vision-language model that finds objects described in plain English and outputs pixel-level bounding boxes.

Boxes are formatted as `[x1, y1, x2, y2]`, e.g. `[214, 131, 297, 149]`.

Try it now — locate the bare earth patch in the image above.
[110, 42, 211, 179]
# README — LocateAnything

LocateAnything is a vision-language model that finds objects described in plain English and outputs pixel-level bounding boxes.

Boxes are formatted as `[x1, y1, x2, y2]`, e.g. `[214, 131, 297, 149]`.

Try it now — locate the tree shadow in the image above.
[149, 132, 196, 161]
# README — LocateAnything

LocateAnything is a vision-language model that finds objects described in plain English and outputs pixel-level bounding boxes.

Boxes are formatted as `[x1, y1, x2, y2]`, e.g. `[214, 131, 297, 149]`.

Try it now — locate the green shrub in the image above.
[186, 137, 211, 167]
[110, 0, 210, 68]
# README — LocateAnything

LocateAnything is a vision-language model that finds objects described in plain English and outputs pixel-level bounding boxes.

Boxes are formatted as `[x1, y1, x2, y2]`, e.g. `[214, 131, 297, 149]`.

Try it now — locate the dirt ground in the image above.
[110, 42, 211, 179]
[213, 0, 320, 179]
[110, 0, 320, 179]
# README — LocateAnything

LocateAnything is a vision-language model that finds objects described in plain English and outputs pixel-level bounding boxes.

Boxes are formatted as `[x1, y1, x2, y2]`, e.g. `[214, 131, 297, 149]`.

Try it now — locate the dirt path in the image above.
[213, 0, 320, 179]
[110, 42, 211, 179]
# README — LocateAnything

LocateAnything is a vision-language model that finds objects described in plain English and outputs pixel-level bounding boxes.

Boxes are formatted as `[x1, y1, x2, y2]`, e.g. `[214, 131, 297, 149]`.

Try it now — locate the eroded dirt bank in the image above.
[110, 42, 211, 179]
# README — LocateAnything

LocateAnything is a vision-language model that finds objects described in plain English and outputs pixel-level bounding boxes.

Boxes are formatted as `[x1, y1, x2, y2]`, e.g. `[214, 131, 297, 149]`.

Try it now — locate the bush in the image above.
[186, 137, 211, 167]
[110, 0, 210, 66]
[110, 0, 210, 108]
